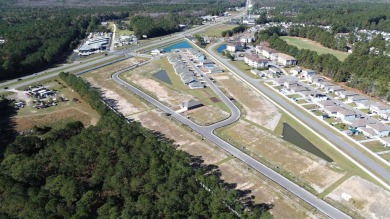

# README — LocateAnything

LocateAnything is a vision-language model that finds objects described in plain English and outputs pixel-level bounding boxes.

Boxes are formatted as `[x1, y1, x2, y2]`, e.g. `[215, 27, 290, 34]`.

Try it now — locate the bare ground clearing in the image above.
[135, 110, 227, 164]
[183, 105, 230, 126]
[123, 62, 192, 108]
[82, 58, 151, 116]
[214, 73, 281, 131]
[326, 176, 390, 219]
[217, 120, 345, 193]
[218, 159, 326, 219]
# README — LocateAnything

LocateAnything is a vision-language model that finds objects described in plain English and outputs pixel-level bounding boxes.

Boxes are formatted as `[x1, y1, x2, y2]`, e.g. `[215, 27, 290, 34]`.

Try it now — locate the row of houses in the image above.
[168, 54, 204, 89]
[272, 75, 390, 139]
[255, 41, 297, 66]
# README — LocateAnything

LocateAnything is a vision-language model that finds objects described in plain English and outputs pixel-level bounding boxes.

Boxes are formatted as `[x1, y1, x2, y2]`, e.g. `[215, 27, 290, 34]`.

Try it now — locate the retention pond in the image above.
[153, 70, 172, 85]
[162, 41, 193, 52]
[282, 122, 333, 162]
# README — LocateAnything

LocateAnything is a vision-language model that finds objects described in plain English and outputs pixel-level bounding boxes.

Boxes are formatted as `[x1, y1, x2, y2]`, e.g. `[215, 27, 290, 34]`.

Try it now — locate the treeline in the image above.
[288, 26, 348, 51]
[256, 29, 390, 100]
[0, 72, 272, 218]
[221, 25, 248, 37]
[270, 2, 390, 33]
[129, 13, 202, 39]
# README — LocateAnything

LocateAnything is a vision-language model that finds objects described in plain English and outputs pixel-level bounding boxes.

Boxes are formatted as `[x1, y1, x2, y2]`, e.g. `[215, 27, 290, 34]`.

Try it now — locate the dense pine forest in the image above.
[0, 73, 272, 218]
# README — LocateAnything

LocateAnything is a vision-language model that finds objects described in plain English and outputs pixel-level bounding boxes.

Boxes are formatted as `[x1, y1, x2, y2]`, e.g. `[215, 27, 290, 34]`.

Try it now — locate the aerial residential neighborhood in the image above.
[1, 0, 390, 218]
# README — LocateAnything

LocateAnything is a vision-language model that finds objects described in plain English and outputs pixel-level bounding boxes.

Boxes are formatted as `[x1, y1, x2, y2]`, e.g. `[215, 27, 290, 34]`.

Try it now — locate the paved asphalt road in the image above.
[0, 55, 118, 90]
[206, 43, 390, 184]
[112, 60, 350, 219]
[0, 55, 124, 92]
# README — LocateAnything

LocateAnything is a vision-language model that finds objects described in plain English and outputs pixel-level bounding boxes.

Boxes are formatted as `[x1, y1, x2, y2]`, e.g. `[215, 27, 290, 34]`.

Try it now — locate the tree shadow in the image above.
[0, 98, 18, 157]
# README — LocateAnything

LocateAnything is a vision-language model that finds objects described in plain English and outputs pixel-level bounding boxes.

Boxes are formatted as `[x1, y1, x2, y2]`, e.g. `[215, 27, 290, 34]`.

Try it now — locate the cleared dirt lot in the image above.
[214, 73, 281, 131]
[326, 176, 390, 219]
[216, 120, 345, 194]
[82, 58, 151, 117]
[219, 159, 326, 219]
[183, 105, 230, 126]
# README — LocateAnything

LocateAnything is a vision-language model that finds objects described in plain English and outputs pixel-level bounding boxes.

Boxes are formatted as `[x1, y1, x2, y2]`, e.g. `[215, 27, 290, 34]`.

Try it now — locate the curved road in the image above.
[205, 43, 390, 186]
[111, 61, 350, 219]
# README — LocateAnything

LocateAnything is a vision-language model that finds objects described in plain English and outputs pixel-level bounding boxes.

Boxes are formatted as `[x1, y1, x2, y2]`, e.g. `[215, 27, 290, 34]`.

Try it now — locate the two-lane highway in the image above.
[111, 58, 350, 219]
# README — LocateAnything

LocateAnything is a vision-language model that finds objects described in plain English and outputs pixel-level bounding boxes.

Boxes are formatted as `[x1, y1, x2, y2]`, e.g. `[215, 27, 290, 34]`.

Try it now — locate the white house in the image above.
[276, 53, 297, 66]
[290, 67, 301, 75]
[365, 123, 390, 137]
[348, 118, 376, 129]
[226, 43, 240, 52]
[338, 90, 359, 99]
[369, 102, 390, 114]
[336, 109, 357, 121]
[356, 100, 374, 109]
[316, 100, 337, 109]
[380, 112, 390, 120]
[301, 69, 316, 78]
[239, 34, 256, 43]
[379, 137, 390, 147]
[326, 85, 345, 94]
[244, 54, 268, 68]
[348, 95, 369, 103]
[323, 105, 343, 117]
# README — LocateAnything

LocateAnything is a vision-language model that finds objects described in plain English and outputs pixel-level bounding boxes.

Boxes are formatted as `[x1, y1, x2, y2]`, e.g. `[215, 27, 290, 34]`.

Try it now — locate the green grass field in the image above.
[281, 36, 350, 61]
[198, 24, 238, 37]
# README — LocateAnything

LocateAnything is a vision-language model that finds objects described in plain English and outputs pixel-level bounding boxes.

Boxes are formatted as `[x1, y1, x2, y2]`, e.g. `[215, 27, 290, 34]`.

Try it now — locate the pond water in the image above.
[216, 44, 226, 53]
[162, 41, 193, 52]
[153, 70, 172, 85]
[282, 122, 333, 162]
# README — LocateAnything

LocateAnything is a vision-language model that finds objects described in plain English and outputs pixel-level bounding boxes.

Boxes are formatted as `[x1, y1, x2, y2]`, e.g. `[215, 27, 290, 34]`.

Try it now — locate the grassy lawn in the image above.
[333, 122, 348, 131]
[350, 134, 366, 141]
[302, 104, 318, 110]
[197, 24, 238, 37]
[363, 141, 387, 152]
[286, 94, 301, 99]
[296, 99, 307, 104]
[281, 36, 349, 61]
[227, 60, 257, 79]
[380, 153, 390, 162]
[324, 117, 337, 124]
[311, 110, 323, 116]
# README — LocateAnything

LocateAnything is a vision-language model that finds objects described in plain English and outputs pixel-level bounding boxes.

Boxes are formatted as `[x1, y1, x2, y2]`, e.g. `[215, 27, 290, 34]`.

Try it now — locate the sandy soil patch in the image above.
[219, 159, 326, 219]
[215, 73, 281, 131]
[218, 120, 345, 193]
[136, 110, 227, 164]
[124, 69, 191, 108]
[14, 108, 95, 131]
[183, 105, 230, 126]
[326, 176, 390, 219]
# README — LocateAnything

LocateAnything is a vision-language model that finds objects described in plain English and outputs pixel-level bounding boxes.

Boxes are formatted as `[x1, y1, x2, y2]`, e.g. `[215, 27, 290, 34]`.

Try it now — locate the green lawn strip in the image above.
[318, 174, 351, 199]
[227, 59, 258, 79]
[380, 153, 390, 162]
[362, 141, 387, 153]
[280, 36, 349, 61]
[197, 24, 238, 37]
